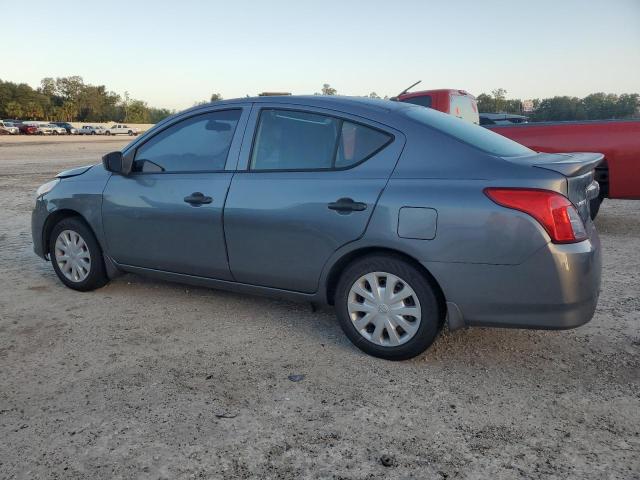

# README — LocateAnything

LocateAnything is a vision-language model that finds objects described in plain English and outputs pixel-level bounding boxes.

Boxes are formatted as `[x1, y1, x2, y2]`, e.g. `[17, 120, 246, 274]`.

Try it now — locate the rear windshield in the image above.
[449, 94, 479, 125]
[403, 106, 534, 157]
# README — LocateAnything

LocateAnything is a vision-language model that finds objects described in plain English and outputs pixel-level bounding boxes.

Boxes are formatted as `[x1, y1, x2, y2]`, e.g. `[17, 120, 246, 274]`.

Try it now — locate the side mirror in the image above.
[102, 151, 123, 173]
[102, 150, 134, 175]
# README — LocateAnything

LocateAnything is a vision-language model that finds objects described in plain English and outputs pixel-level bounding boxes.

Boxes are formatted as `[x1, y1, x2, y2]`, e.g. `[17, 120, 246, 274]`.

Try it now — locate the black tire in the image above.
[128, 130, 133, 136]
[106, 131, 111, 136]
[335, 254, 443, 360]
[590, 196, 603, 220]
[92, 131, 96, 135]
[49, 217, 109, 291]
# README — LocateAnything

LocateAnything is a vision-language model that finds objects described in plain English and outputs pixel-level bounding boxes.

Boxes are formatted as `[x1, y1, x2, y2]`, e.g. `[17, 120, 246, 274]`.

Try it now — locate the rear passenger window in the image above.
[250, 109, 392, 171]
[134, 110, 240, 172]
[335, 121, 391, 168]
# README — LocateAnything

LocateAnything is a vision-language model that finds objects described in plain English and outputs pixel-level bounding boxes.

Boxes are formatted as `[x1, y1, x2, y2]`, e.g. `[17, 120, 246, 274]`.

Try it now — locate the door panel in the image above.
[102, 173, 233, 279]
[224, 104, 405, 293]
[101, 106, 249, 279]
[224, 173, 388, 292]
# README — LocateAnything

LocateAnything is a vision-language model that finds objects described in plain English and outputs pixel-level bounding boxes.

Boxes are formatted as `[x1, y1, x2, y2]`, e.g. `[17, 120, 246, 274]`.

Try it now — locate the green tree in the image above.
[40, 77, 57, 97]
[491, 88, 507, 112]
[23, 101, 45, 119]
[616, 93, 639, 118]
[148, 108, 173, 123]
[476, 93, 494, 113]
[321, 83, 337, 95]
[4, 101, 23, 118]
[210, 93, 223, 102]
[368, 92, 380, 99]
[125, 100, 150, 123]
[56, 76, 84, 102]
[530, 96, 585, 121]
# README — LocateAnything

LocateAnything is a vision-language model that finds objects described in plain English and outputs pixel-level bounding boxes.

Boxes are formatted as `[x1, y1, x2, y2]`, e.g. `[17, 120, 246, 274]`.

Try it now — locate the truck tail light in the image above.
[484, 188, 587, 244]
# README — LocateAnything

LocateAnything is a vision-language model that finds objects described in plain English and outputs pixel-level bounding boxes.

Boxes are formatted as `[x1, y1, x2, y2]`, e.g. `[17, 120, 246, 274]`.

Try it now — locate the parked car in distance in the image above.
[35, 123, 55, 135]
[0, 120, 20, 134]
[480, 113, 529, 125]
[78, 125, 106, 135]
[106, 124, 138, 136]
[394, 82, 479, 125]
[18, 122, 38, 135]
[52, 122, 77, 134]
[32, 96, 602, 360]
[486, 119, 640, 217]
[47, 123, 68, 135]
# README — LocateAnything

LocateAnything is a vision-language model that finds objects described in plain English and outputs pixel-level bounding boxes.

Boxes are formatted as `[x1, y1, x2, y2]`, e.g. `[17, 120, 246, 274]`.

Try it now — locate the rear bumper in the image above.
[426, 224, 601, 330]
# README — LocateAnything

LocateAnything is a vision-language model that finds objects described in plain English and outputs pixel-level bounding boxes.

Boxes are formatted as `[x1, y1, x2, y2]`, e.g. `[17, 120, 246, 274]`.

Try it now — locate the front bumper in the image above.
[32, 198, 48, 259]
[426, 224, 601, 330]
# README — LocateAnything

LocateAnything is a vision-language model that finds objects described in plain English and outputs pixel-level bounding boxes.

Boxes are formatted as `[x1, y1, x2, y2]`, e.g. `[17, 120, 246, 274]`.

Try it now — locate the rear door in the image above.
[102, 106, 249, 279]
[224, 104, 405, 293]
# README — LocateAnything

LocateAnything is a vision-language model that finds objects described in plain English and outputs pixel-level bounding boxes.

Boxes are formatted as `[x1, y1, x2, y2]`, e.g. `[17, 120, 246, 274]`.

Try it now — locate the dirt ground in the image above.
[0, 136, 638, 479]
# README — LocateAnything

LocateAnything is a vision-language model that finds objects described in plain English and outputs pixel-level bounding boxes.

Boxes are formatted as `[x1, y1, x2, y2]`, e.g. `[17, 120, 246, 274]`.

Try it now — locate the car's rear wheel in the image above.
[106, 131, 111, 136]
[335, 254, 443, 360]
[49, 217, 109, 291]
[128, 130, 133, 136]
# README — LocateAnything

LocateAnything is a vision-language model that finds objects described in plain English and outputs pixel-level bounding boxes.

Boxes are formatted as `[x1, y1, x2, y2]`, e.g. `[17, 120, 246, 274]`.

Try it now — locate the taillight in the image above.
[484, 188, 587, 244]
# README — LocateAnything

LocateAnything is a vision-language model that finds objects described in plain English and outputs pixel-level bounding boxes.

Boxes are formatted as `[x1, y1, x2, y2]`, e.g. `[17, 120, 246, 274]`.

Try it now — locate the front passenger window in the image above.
[134, 110, 241, 172]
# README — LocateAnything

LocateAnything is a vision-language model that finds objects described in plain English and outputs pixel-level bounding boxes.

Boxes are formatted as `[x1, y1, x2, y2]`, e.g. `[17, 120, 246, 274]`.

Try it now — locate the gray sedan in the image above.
[32, 96, 602, 360]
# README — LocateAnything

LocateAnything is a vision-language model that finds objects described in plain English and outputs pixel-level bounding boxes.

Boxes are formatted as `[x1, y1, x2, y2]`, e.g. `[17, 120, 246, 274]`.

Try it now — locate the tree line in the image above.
[0, 76, 173, 123]
[317, 84, 639, 121]
[476, 88, 639, 121]
[2, 78, 637, 124]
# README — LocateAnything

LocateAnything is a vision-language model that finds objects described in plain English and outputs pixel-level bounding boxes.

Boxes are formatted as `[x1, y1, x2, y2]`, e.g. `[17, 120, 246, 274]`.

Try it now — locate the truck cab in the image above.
[396, 89, 480, 125]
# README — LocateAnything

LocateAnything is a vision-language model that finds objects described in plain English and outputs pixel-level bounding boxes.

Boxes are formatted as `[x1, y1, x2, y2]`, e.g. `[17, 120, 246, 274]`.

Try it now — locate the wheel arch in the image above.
[42, 209, 94, 257]
[324, 247, 447, 319]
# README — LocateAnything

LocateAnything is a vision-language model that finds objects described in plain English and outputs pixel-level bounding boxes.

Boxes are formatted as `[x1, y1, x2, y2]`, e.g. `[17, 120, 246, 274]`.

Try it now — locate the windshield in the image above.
[403, 106, 534, 157]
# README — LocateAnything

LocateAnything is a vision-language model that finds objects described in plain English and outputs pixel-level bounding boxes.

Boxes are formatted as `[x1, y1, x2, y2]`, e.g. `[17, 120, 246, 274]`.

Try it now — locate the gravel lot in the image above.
[0, 136, 638, 479]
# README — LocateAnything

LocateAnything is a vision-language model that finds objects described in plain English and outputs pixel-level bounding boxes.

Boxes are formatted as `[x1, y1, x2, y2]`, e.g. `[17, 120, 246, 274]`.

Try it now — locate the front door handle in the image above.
[184, 192, 213, 205]
[328, 197, 367, 214]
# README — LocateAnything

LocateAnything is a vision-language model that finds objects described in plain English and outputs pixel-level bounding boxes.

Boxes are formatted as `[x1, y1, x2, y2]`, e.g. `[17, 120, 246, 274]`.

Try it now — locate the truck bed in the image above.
[487, 119, 640, 200]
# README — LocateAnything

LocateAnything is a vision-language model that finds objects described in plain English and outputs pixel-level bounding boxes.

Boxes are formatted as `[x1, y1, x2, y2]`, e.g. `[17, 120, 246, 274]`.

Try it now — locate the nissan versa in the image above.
[32, 96, 602, 360]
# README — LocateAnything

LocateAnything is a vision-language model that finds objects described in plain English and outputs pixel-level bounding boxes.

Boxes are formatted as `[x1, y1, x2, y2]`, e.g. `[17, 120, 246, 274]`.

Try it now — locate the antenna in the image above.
[396, 80, 422, 98]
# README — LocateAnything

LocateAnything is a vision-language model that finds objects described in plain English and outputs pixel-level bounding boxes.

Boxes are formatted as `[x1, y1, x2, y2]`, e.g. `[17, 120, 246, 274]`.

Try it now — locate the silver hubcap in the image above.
[347, 271, 422, 347]
[54, 230, 91, 282]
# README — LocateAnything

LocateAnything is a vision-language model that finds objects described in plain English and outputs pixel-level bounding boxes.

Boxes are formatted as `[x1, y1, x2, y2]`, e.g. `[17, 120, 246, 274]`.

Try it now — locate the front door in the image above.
[224, 106, 404, 293]
[102, 107, 247, 279]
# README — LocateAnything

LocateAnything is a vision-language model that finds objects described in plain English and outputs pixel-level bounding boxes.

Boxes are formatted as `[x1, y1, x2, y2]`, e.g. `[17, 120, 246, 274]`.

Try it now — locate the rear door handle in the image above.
[184, 192, 213, 205]
[328, 197, 367, 214]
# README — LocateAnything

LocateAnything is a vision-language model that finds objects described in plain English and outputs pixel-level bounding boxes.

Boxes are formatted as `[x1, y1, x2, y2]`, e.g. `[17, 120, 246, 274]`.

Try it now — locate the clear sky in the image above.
[3, 0, 639, 110]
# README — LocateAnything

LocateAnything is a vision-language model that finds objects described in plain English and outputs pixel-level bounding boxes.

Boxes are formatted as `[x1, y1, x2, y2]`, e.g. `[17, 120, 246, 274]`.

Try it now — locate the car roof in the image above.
[187, 95, 413, 117]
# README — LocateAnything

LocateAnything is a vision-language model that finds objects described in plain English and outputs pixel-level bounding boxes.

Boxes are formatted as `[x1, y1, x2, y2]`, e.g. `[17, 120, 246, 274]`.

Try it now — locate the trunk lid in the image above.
[509, 152, 604, 221]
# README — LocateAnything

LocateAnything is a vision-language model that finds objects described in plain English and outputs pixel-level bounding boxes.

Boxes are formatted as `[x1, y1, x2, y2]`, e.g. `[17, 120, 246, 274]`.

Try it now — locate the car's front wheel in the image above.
[335, 254, 443, 360]
[49, 217, 109, 291]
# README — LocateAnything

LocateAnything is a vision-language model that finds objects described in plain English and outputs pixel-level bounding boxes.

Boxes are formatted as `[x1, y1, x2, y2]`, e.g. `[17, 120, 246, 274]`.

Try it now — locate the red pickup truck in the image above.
[486, 120, 640, 215]
[396, 88, 640, 217]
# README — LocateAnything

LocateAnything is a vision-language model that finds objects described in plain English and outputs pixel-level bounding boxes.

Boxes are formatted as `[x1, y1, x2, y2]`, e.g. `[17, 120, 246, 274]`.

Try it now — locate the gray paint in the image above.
[32, 95, 602, 331]
[397, 207, 437, 240]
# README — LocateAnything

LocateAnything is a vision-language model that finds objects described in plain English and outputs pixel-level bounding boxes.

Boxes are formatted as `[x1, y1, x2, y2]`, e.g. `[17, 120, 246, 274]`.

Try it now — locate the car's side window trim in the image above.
[246, 107, 395, 173]
[128, 107, 245, 175]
